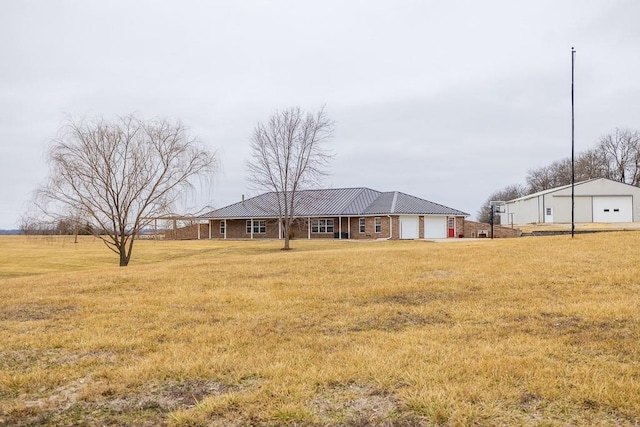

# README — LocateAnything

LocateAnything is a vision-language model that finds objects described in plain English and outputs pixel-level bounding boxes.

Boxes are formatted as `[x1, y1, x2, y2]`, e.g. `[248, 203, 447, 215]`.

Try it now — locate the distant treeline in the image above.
[0, 230, 21, 235]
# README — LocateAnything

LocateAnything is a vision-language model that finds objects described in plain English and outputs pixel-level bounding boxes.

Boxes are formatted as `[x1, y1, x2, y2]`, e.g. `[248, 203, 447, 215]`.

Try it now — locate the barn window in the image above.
[546, 208, 552, 215]
[614, 208, 620, 212]
[604, 209, 610, 212]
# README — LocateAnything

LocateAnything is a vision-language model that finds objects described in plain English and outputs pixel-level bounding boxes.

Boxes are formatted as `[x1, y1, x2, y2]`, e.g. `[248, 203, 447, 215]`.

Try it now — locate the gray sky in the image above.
[2, 1, 639, 229]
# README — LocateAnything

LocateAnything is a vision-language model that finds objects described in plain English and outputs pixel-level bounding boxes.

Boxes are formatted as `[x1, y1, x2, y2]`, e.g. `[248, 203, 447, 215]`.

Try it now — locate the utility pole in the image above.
[490, 206, 494, 240]
[571, 47, 576, 238]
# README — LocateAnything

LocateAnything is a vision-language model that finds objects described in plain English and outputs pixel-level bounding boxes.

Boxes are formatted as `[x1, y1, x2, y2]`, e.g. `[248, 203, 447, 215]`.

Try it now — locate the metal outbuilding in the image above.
[500, 178, 640, 225]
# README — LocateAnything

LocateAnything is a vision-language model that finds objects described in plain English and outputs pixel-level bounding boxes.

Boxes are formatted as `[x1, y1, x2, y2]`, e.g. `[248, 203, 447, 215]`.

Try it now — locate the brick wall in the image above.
[456, 218, 521, 238]
[346, 216, 393, 239]
[166, 217, 485, 240]
[206, 217, 395, 240]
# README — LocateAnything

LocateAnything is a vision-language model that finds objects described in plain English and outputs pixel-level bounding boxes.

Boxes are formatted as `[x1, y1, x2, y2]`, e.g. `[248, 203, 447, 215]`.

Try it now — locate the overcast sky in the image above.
[2, 1, 639, 229]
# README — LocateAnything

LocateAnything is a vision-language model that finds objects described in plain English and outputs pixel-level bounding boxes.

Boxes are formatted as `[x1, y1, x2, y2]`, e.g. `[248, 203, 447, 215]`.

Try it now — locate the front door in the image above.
[447, 218, 455, 237]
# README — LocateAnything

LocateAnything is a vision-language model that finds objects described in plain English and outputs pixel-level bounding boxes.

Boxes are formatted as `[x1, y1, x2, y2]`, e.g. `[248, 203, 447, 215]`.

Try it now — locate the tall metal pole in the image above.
[571, 47, 576, 239]
[490, 207, 494, 240]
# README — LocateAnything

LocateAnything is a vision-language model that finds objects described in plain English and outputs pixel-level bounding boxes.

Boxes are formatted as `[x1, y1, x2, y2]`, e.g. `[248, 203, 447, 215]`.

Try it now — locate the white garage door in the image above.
[424, 216, 447, 239]
[400, 216, 419, 239]
[593, 196, 632, 222]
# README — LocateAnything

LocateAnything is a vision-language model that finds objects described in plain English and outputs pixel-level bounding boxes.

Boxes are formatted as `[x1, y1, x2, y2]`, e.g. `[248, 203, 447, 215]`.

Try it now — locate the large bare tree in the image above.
[597, 128, 640, 185]
[34, 115, 216, 266]
[247, 106, 334, 250]
[526, 149, 611, 193]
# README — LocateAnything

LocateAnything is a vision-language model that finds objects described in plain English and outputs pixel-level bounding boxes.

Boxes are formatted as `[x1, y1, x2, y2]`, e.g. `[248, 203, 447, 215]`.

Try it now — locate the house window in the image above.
[375, 217, 381, 233]
[359, 218, 365, 233]
[311, 219, 334, 233]
[448, 218, 454, 228]
[246, 220, 266, 234]
[220, 220, 226, 235]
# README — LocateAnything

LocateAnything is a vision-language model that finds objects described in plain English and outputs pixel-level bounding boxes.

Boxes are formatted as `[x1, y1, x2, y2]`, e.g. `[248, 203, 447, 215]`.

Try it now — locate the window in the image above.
[448, 218, 454, 228]
[246, 220, 266, 234]
[604, 209, 610, 212]
[614, 208, 620, 212]
[220, 220, 226, 235]
[311, 219, 334, 233]
[375, 217, 381, 233]
[359, 218, 365, 233]
[546, 208, 552, 215]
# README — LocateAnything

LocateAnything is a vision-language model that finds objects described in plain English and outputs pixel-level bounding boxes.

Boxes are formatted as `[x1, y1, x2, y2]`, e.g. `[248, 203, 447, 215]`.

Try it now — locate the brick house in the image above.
[199, 187, 468, 240]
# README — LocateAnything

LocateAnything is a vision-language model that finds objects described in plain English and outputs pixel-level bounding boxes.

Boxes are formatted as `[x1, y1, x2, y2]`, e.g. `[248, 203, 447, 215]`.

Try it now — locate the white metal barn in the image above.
[500, 178, 640, 225]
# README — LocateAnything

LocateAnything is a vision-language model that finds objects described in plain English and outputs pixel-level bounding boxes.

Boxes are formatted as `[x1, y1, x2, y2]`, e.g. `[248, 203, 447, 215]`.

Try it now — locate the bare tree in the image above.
[575, 148, 609, 182]
[18, 213, 54, 236]
[34, 115, 216, 266]
[477, 184, 527, 223]
[597, 128, 640, 185]
[526, 149, 612, 193]
[247, 106, 334, 250]
[526, 163, 557, 193]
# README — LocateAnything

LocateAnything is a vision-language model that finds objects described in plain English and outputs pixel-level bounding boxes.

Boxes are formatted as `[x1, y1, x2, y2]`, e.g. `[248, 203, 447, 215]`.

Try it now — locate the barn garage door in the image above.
[593, 196, 632, 222]
[424, 216, 447, 239]
[400, 216, 419, 239]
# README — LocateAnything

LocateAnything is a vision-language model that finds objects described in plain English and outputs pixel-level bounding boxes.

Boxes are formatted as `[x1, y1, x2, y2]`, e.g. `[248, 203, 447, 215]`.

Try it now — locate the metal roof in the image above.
[201, 187, 468, 219]
[393, 192, 468, 215]
[506, 178, 600, 203]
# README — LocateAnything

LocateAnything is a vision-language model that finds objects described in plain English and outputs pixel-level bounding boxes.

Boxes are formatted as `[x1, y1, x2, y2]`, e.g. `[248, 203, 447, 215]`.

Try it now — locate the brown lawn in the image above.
[0, 233, 639, 426]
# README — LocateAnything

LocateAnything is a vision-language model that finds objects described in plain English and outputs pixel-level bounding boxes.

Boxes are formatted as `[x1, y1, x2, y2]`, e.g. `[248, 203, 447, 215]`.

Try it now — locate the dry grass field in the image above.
[0, 233, 639, 426]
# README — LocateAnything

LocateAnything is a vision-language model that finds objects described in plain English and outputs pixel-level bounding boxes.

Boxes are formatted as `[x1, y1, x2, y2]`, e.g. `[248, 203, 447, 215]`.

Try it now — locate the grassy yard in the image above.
[0, 234, 639, 426]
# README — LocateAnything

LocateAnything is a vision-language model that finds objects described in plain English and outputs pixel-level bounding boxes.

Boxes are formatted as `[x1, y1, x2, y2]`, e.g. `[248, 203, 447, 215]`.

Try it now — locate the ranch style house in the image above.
[199, 187, 469, 240]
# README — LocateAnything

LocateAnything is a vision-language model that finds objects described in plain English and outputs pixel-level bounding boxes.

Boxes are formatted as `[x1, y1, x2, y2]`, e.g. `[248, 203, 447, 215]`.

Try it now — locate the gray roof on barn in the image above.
[506, 178, 600, 203]
[201, 188, 468, 219]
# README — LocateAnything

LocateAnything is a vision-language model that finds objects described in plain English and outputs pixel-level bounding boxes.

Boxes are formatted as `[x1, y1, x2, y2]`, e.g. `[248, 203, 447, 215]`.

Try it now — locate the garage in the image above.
[501, 178, 640, 224]
[424, 216, 447, 239]
[593, 196, 632, 222]
[399, 216, 419, 239]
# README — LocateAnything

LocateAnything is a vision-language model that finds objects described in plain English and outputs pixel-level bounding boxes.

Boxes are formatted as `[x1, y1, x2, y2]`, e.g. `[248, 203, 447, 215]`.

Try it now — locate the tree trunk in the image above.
[283, 220, 291, 250]
[119, 248, 130, 267]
